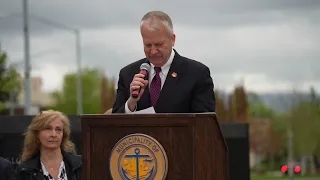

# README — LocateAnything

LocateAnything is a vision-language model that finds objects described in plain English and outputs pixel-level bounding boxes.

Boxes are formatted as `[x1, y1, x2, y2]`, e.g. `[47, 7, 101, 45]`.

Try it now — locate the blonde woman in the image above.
[12, 110, 81, 180]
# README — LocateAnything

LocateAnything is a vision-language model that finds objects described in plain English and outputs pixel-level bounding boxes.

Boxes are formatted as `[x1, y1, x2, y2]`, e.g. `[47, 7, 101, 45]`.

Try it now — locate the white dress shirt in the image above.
[125, 49, 175, 113]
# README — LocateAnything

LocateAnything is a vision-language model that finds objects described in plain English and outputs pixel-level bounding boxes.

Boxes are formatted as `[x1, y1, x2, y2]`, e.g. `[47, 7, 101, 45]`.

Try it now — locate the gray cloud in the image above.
[0, 0, 320, 93]
[1, 0, 320, 35]
[81, 43, 134, 78]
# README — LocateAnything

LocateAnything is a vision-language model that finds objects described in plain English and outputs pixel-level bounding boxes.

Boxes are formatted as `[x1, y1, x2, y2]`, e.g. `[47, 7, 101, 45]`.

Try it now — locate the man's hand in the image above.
[127, 73, 148, 111]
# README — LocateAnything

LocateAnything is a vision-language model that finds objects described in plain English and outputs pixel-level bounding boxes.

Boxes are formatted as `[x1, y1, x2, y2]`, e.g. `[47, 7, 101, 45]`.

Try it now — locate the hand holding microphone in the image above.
[127, 63, 150, 111]
[130, 63, 150, 100]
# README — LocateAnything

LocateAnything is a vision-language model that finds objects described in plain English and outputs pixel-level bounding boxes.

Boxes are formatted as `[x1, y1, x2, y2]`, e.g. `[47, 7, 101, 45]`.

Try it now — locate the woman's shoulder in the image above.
[63, 151, 81, 159]
[62, 151, 82, 168]
[16, 155, 41, 170]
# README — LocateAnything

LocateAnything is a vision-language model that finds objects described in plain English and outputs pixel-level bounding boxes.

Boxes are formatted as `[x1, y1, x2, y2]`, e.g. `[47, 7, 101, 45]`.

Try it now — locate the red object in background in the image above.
[281, 165, 288, 173]
[280, 163, 301, 174]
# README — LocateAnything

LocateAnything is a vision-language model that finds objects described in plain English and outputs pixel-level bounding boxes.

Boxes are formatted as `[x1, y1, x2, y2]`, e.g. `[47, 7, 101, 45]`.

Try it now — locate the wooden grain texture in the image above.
[81, 113, 228, 180]
[194, 114, 229, 180]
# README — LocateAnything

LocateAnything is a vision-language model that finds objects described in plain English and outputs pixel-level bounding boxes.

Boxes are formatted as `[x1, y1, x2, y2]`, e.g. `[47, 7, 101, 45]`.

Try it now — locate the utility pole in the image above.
[22, 14, 83, 114]
[9, 92, 15, 115]
[75, 30, 82, 114]
[23, 0, 32, 115]
[288, 128, 294, 179]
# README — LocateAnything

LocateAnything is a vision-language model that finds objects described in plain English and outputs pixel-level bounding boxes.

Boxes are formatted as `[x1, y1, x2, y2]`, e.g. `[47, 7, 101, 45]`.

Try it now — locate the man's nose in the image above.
[150, 46, 158, 55]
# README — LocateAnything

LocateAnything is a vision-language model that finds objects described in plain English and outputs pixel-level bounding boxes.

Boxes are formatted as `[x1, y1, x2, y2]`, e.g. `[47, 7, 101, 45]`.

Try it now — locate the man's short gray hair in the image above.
[140, 11, 174, 36]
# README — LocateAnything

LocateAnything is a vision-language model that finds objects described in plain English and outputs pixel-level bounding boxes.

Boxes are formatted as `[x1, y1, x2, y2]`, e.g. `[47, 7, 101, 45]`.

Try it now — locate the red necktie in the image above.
[150, 67, 161, 107]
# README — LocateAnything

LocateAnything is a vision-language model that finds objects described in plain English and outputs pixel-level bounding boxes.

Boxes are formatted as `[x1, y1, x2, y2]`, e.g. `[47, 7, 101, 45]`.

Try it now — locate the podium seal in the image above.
[109, 133, 168, 180]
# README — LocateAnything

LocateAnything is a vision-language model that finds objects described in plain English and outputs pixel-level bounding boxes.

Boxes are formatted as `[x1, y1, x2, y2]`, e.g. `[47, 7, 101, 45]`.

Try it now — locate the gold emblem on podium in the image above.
[109, 133, 168, 180]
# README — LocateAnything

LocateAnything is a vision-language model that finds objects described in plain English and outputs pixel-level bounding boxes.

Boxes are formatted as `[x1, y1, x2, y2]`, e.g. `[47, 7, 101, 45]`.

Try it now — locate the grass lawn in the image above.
[251, 175, 320, 180]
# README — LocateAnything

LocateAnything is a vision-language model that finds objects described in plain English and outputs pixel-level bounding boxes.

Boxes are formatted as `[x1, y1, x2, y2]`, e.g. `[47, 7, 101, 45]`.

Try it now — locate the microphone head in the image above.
[140, 63, 151, 72]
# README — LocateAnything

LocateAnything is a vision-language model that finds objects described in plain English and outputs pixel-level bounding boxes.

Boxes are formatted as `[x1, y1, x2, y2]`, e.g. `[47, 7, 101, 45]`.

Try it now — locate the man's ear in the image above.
[171, 33, 176, 47]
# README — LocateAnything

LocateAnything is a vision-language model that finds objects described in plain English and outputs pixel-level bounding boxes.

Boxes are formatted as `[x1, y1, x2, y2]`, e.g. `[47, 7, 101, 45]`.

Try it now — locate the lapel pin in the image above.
[171, 72, 177, 78]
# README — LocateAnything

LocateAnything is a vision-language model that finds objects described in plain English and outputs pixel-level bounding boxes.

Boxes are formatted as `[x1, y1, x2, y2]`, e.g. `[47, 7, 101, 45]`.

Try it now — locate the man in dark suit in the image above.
[0, 157, 12, 180]
[112, 10, 215, 113]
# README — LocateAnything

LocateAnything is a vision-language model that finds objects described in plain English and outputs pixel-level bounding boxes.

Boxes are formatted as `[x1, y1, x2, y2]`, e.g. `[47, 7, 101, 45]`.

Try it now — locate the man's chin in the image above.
[149, 58, 164, 66]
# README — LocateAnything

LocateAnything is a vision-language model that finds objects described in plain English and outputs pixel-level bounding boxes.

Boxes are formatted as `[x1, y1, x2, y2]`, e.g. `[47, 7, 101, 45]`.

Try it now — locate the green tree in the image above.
[290, 101, 320, 156]
[286, 88, 320, 158]
[310, 86, 317, 102]
[307, 86, 320, 166]
[215, 90, 229, 122]
[248, 92, 277, 119]
[49, 67, 114, 114]
[287, 98, 320, 174]
[250, 102, 276, 119]
[0, 51, 21, 111]
[99, 72, 116, 113]
[310, 86, 320, 114]
[248, 92, 288, 170]
[247, 93, 287, 142]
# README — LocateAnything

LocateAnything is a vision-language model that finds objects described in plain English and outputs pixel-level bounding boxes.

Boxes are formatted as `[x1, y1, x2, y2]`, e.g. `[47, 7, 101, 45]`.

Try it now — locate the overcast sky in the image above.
[0, 0, 319, 94]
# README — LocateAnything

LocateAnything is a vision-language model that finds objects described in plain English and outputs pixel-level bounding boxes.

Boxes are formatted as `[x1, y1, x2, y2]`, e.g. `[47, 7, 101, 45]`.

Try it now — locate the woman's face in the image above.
[38, 118, 64, 150]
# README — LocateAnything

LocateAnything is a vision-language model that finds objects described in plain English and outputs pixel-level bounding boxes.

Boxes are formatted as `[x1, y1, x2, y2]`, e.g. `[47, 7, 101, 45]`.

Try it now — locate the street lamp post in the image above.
[75, 30, 82, 114]
[7, 49, 61, 115]
[23, 0, 32, 115]
[27, 14, 83, 114]
[0, 9, 83, 115]
[1, 0, 33, 115]
[288, 128, 295, 180]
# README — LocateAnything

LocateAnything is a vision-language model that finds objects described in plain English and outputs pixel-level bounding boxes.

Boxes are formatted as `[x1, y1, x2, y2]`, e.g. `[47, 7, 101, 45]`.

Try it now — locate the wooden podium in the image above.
[81, 113, 228, 180]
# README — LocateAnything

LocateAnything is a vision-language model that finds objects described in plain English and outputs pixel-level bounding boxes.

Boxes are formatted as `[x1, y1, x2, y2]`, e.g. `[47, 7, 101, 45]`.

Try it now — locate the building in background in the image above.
[6, 76, 54, 115]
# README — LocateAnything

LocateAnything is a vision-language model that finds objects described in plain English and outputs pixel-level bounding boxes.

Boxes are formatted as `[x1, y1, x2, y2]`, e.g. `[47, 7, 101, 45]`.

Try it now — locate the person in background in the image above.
[0, 157, 12, 180]
[12, 110, 82, 180]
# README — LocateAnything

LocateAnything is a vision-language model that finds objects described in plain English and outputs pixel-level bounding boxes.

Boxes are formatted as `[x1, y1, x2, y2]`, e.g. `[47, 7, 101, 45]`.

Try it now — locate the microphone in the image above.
[131, 63, 151, 98]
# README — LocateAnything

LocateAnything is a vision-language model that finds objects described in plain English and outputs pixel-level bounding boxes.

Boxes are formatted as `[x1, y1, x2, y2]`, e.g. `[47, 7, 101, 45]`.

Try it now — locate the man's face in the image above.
[141, 23, 176, 67]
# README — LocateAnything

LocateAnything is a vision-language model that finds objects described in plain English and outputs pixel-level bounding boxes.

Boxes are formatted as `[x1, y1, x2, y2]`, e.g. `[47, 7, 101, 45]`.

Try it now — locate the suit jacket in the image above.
[0, 157, 12, 180]
[112, 49, 216, 113]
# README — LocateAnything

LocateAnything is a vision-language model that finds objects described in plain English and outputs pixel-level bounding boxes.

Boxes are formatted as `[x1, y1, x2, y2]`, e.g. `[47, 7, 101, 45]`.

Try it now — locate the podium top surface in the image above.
[80, 112, 217, 119]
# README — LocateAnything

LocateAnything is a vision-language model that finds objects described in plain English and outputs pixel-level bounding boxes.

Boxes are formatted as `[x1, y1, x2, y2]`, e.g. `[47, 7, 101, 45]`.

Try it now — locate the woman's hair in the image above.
[20, 110, 76, 162]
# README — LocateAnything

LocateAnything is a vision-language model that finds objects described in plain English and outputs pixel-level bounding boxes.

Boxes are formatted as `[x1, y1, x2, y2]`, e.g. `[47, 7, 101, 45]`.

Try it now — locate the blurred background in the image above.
[0, 0, 319, 179]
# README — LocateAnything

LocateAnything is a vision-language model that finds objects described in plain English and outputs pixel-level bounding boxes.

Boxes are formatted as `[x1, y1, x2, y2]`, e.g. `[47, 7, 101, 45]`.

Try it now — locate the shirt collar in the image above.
[150, 48, 175, 76]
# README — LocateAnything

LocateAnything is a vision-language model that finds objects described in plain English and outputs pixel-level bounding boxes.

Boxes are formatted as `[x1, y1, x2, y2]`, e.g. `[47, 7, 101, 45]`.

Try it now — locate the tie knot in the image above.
[154, 67, 161, 73]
